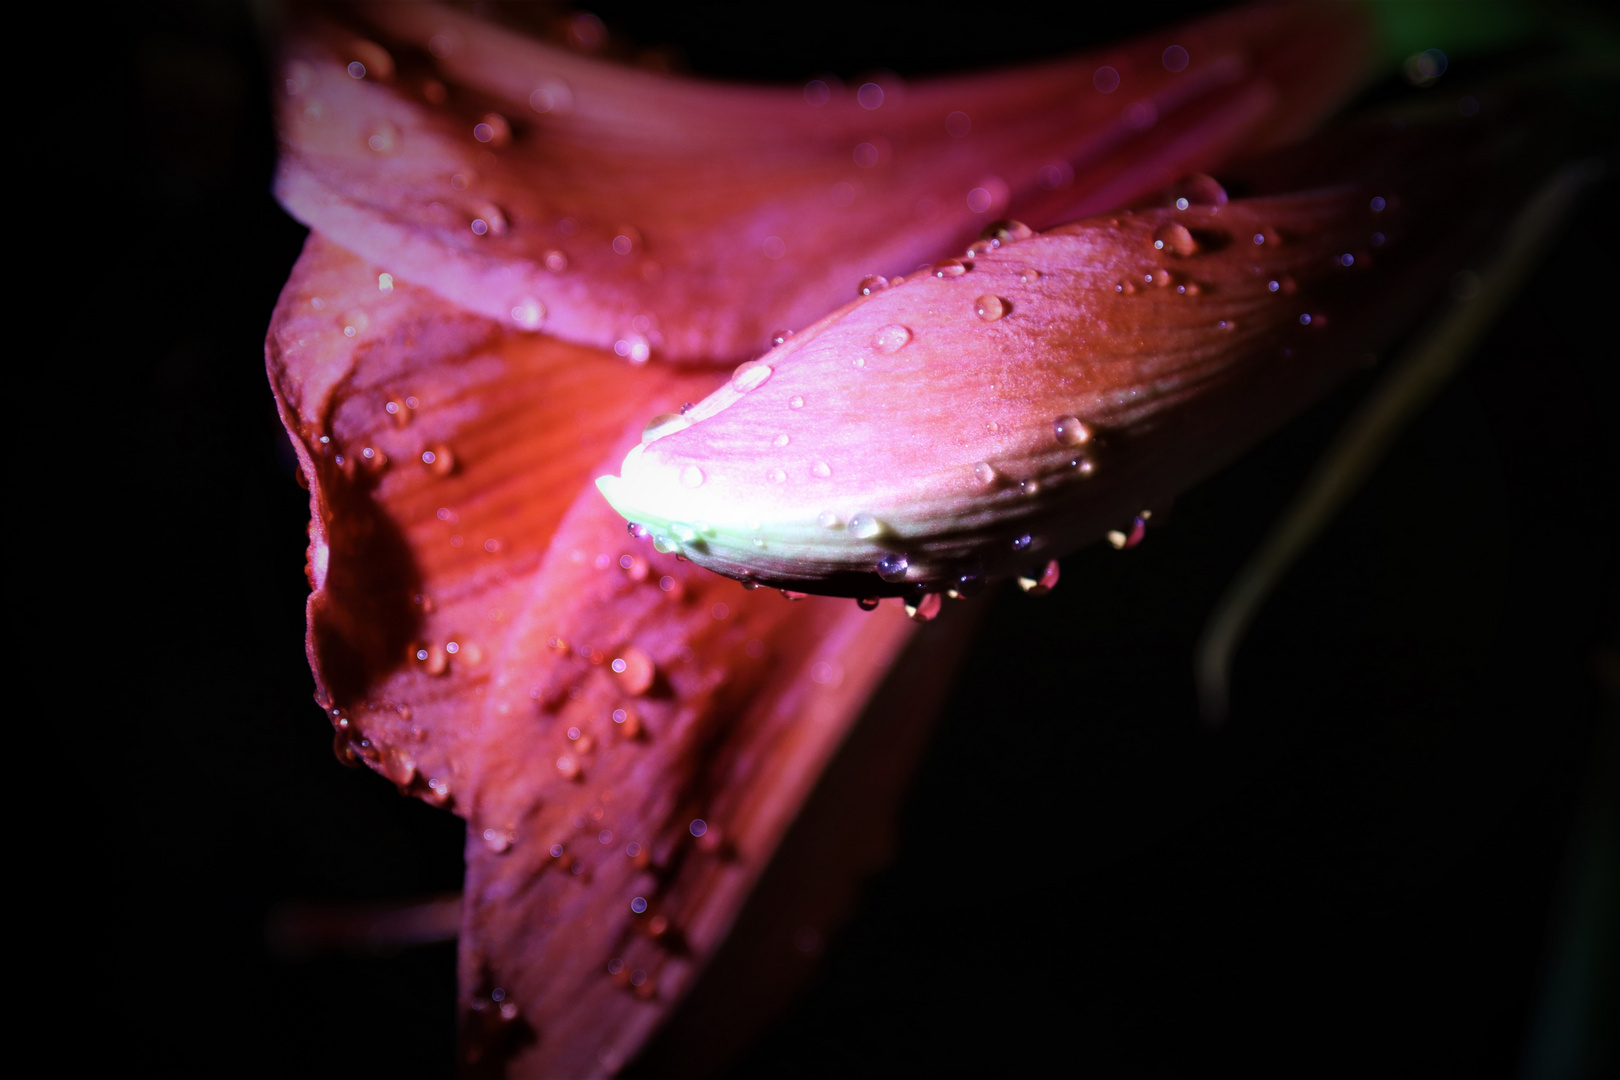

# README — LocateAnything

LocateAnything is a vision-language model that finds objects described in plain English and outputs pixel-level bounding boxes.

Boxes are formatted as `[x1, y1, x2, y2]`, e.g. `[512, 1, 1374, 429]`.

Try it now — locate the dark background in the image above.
[103, 2, 1615, 1076]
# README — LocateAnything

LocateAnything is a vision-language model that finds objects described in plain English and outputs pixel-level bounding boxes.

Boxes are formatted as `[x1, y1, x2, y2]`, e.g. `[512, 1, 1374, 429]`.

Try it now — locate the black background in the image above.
[103, 2, 1615, 1076]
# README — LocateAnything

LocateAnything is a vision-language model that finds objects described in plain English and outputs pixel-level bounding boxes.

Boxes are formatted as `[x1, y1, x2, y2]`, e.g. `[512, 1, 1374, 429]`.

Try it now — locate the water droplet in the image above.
[858, 275, 889, 297]
[933, 259, 970, 278]
[768, 467, 787, 483]
[848, 513, 882, 539]
[1017, 559, 1062, 595]
[1012, 534, 1032, 551]
[731, 361, 773, 392]
[973, 461, 997, 485]
[771, 328, 794, 347]
[612, 647, 655, 695]
[473, 113, 511, 146]
[905, 593, 942, 622]
[811, 460, 831, 479]
[642, 413, 691, 444]
[422, 444, 455, 476]
[680, 466, 704, 488]
[984, 421, 1000, 433]
[772, 433, 791, 448]
[985, 220, 1033, 245]
[1116, 279, 1137, 295]
[557, 755, 581, 780]
[872, 324, 911, 353]
[483, 828, 514, 854]
[1076, 457, 1095, 477]
[1053, 416, 1090, 446]
[789, 395, 805, 410]
[975, 295, 1007, 321]
[1019, 269, 1041, 283]
[856, 597, 881, 611]
[1162, 44, 1189, 72]
[1152, 222, 1197, 257]
[1021, 478, 1041, 495]
[510, 297, 545, 329]
[818, 510, 841, 529]
[876, 554, 909, 582]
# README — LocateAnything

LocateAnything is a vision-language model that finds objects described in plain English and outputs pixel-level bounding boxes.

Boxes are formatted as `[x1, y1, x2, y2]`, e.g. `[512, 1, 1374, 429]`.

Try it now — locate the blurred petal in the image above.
[266, 234, 916, 1074]
[598, 107, 1552, 594]
[274, 1, 1373, 359]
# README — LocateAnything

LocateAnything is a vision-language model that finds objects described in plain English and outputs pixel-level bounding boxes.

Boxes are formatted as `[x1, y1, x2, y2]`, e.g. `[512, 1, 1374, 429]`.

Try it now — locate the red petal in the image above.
[599, 110, 1543, 592]
[266, 234, 920, 1072]
[274, 2, 1372, 360]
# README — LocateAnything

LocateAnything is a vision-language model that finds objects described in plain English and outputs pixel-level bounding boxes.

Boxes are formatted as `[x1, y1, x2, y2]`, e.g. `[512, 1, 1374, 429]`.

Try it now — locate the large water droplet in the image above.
[933, 259, 970, 278]
[1167, 173, 1228, 207]
[848, 513, 882, 539]
[982, 220, 1033, 244]
[812, 460, 832, 479]
[612, 647, 655, 695]
[1152, 223, 1198, 257]
[510, 297, 546, 329]
[680, 465, 704, 488]
[731, 361, 773, 392]
[872, 325, 911, 353]
[1053, 416, 1091, 446]
[422, 444, 455, 476]
[975, 295, 1007, 321]
[876, 554, 909, 582]
[817, 510, 841, 529]
[858, 275, 889, 297]
[973, 461, 996, 486]
[905, 593, 942, 622]
[643, 413, 691, 443]
[1017, 559, 1062, 595]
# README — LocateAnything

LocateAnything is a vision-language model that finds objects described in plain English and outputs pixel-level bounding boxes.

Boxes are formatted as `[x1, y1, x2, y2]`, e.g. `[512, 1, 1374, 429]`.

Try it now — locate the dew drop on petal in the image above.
[973, 461, 997, 485]
[773, 433, 790, 448]
[731, 361, 773, 392]
[789, 395, 805, 409]
[933, 258, 970, 278]
[812, 460, 832, 479]
[612, 647, 655, 695]
[975, 295, 1007, 321]
[1152, 222, 1197, 257]
[680, 466, 704, 489]
[817, 510, 841, 529]
[1017, 559, 1062, 595]
[768, 467, 787, 483]
[905, 593, 942, 622]
[848, 513, 882, 539]
[510, 297, 545, 329]
[856, 597, 882, 611]
[642, 413, 691, 444]
[1020, 269, 1041, 283]
[876, 554, 909, 582]
[1054, 416, 1091, 447]
[858, 275, 889, 297]
[872, 324, 911, 353]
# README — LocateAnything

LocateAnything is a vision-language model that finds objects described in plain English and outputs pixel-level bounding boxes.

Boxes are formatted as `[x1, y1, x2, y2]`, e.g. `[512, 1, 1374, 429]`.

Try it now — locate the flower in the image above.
[263, 3, 1396, 1074]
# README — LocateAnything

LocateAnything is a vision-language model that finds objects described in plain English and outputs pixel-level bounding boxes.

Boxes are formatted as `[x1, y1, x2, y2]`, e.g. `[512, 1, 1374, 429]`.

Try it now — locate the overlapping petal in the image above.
[599, 106, 1550, 594]
[275, 1, 1372, 360]
[268, 234, 926, 1075]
